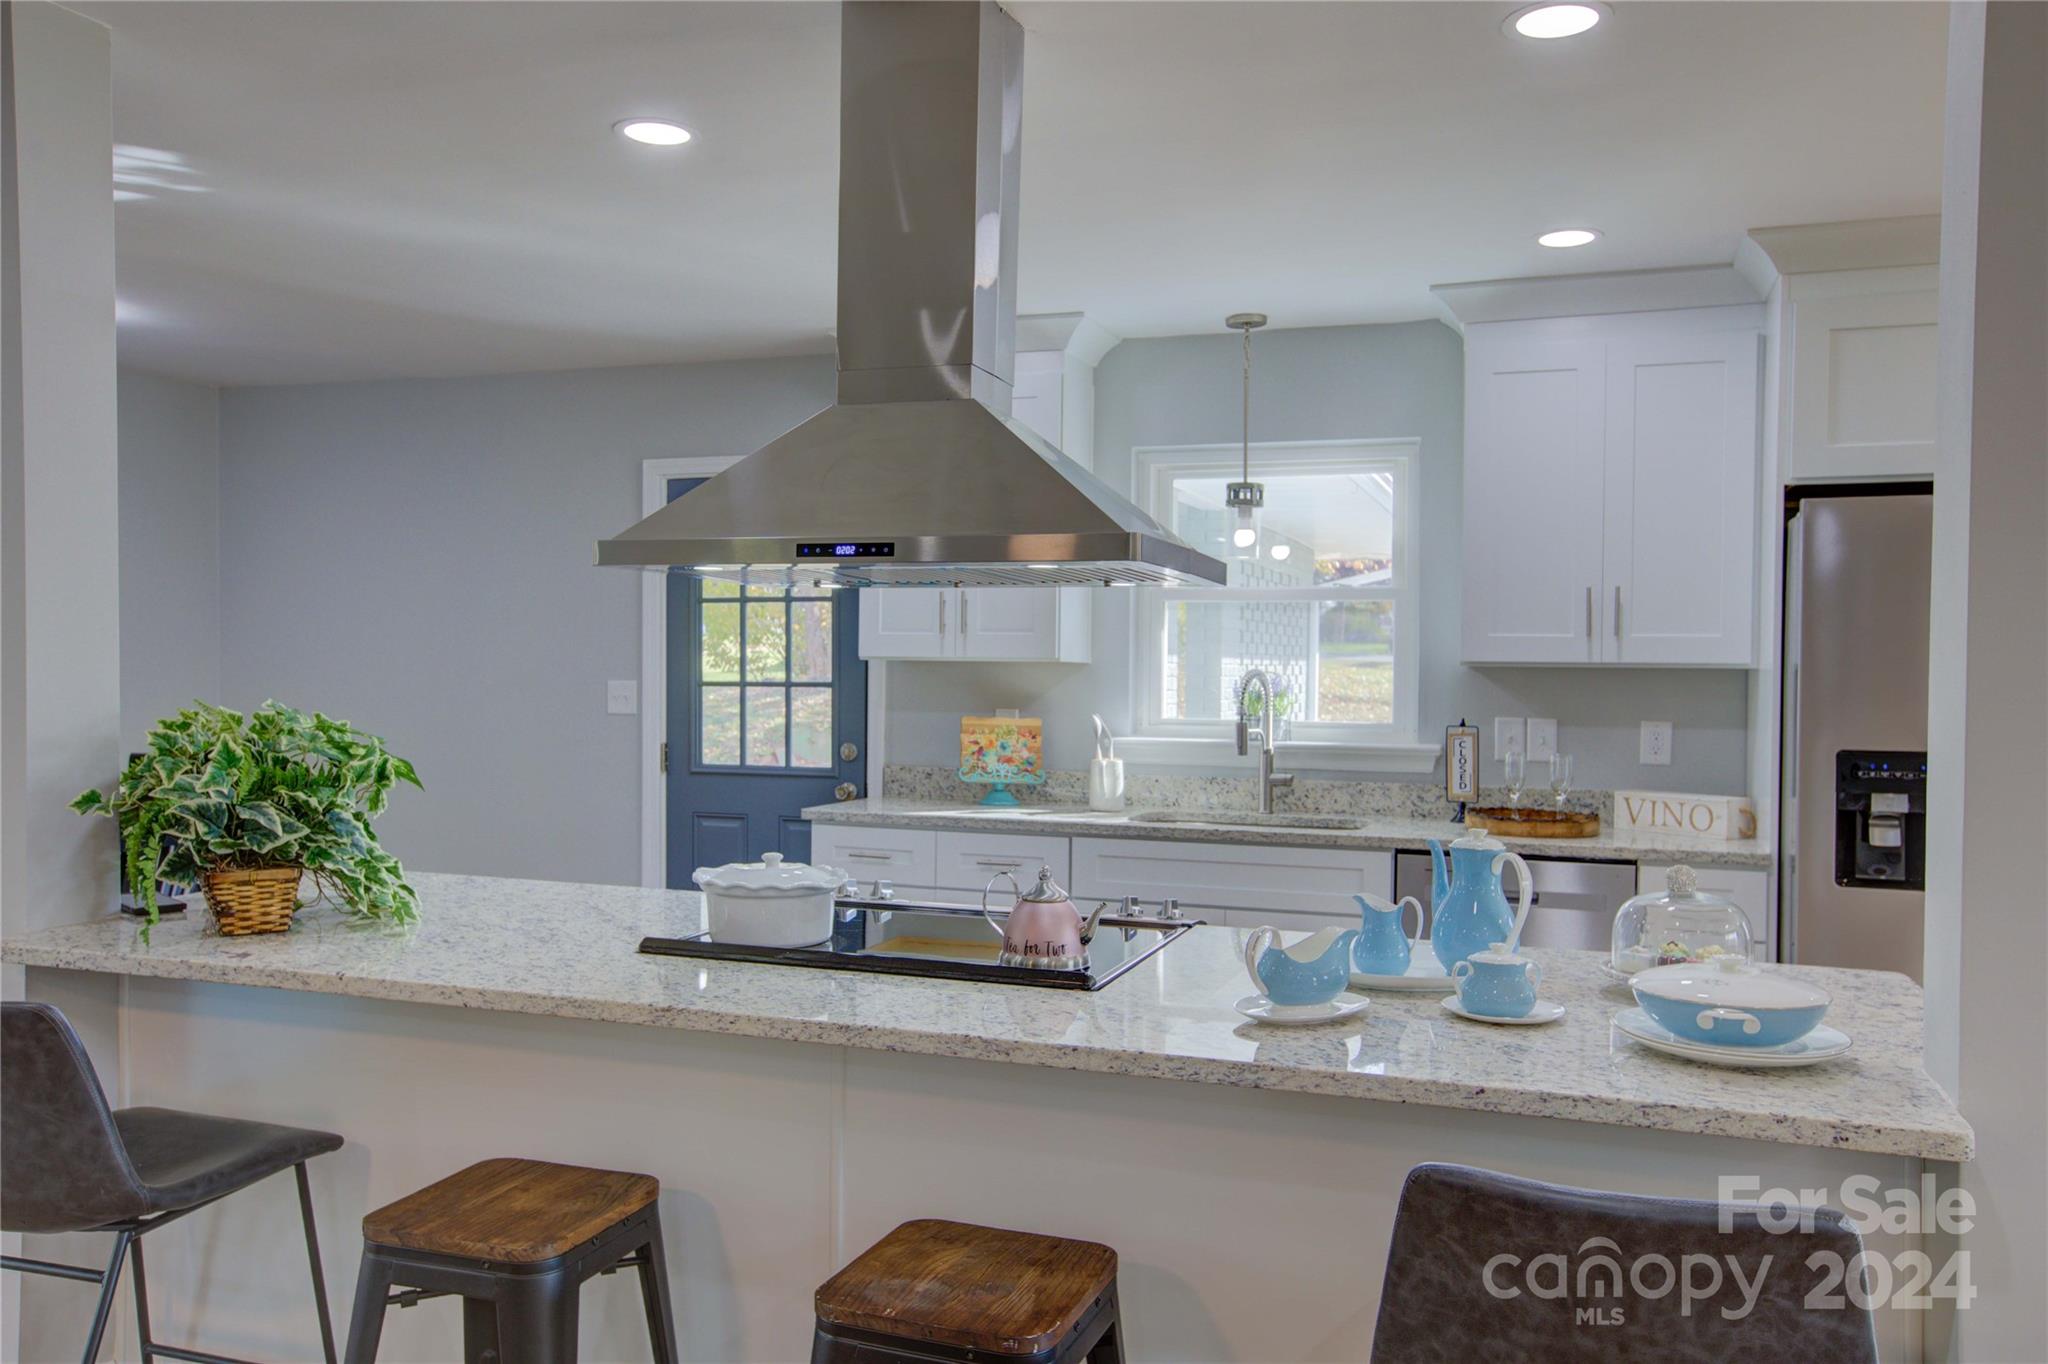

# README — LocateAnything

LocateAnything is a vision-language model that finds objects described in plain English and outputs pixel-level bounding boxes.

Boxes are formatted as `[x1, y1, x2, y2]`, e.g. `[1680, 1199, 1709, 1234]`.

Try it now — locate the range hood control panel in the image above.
[798, 542, 896, 559]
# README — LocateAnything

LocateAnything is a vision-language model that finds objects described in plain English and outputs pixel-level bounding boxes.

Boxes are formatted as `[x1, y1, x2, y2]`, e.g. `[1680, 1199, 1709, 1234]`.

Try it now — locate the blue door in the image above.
[665, 477, 866, 885]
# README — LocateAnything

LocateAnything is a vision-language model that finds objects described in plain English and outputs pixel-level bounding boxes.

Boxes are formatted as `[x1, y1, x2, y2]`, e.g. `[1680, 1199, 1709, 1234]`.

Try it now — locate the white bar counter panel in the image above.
[4, 874, 1967, 1361]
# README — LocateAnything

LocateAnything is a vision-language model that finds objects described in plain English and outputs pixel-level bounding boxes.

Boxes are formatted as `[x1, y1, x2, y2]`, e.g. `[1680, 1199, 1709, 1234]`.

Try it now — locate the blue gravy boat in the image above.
[1351, 892, 1426, 976]
[1242, 924, 1359, 1007]
[1426, 831, 1534, 971]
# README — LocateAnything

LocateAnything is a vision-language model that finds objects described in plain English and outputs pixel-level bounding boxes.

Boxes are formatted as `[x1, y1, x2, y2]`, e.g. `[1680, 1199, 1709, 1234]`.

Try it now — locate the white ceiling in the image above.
[85, 1, 1948, 388]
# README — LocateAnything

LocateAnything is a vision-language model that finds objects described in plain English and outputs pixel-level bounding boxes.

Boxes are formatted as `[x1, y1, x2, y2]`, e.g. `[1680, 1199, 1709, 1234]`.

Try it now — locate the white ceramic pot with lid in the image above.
[693, 852, 847, 947]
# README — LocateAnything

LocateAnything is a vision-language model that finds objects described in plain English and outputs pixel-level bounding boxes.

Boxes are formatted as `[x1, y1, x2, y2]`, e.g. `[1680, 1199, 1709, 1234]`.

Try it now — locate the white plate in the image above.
[1235, 992, 1370, 1027]
[1613, 1007, 1851, 1068]
[1439, 997, 1566, 1026]
[1350, 943, 1452, 992]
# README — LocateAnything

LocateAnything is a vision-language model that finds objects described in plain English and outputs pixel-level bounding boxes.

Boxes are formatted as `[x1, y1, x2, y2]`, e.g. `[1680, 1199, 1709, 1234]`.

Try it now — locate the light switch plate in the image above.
[1495, 717, 1525, 761]
[1640, 720, 1673, 766]
[1526, 718, 1557, 762]
[607, 680, 639, 716]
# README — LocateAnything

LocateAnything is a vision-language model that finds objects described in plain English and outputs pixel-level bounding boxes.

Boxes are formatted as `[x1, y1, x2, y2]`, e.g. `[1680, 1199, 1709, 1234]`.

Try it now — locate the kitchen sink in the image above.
[1130, 810, 1363, 831]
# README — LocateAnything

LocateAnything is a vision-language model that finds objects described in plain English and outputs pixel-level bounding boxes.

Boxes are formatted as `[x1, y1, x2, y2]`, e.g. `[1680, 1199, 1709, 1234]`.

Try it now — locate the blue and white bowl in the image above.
[1631, 960, 1830, 1048]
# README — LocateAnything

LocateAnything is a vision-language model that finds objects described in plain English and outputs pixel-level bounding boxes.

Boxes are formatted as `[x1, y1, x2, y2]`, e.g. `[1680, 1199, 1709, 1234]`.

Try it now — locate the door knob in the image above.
[840, 741, 860, 762]
[833, 781, 859, 801]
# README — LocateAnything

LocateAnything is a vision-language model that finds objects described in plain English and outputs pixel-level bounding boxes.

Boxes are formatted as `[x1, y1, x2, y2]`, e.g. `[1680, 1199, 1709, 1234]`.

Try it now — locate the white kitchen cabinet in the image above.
[1638, 862, 1774, 961]
[1788, 287, 1938, 482]
[1461, 319, 1761, 667]
[933, 831, 1071, 895]
[1462, 340, 1607, 664]
[810, 825, 937, 892]
[1071, 837, 1390, 921]
[1602, 333, 1762, 665]
[857, 586, 1090, 662]
[856, 339, 1093, 664]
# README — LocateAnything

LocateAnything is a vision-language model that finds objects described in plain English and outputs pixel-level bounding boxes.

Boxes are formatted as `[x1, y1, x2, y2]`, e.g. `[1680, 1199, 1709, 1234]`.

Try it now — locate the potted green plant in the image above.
[72, 701, 422, 937]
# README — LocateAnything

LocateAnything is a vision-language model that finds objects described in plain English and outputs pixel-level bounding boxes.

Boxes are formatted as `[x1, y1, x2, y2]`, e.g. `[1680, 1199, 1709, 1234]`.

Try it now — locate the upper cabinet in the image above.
[1785, 275, 1939, 483]
[1461, 313, 1762, 668]
[858, 318, 1113, 664]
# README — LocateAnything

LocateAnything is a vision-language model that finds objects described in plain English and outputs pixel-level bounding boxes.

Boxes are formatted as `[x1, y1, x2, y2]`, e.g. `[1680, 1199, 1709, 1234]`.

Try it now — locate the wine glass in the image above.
[1502, 750, 1526, 813]
[1549, 752, 1574, 813]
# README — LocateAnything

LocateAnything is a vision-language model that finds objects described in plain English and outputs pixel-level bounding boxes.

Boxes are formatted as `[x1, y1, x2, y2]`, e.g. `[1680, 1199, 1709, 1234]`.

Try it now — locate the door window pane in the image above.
[744, 686, 787, 766]
[745, 602, 787, 681]
[700, 687, 741, 765]
[791, 601, 833, 683]
[791, 688, 832, 768]
[701, 577, 740, 599]
[701, 603, 741, 682]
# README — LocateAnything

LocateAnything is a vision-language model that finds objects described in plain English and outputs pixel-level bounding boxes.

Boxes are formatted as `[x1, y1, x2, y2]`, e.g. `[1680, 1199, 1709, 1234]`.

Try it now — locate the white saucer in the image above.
[1613, 1007, 1852, 1068]
[1440, 997, 1566, 1026]
[1350, 944, 1452, 992]
[1235, 992, 1370, 1027]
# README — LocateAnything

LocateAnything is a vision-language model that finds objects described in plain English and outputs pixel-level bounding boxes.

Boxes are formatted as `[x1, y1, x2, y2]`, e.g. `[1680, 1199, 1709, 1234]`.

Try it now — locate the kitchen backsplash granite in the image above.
[879, 764, 1612, 822]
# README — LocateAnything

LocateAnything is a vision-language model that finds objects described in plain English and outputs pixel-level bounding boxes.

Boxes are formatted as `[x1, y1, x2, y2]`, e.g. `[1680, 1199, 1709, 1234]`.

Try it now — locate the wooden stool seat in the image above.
[345, 1157, 677, 1364]
[816, 1219, 1120, 1359]
[361, 1157, 658, 1263]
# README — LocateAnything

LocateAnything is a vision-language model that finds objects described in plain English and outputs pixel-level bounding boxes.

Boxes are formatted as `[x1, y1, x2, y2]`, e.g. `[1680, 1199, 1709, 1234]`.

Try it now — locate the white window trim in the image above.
[1129, 438, 1427, 771]
[636, 458, 892, 889]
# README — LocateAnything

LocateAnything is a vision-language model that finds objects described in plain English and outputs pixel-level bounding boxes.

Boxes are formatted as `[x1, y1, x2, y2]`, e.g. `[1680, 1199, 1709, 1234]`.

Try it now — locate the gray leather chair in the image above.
[1370, 1162, 1879, 1364]
[1, 1001, 344, 1363]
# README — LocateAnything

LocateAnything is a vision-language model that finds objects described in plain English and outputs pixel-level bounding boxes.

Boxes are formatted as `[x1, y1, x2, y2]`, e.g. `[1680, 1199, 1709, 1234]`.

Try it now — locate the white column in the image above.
[1, 1, 123, 1354]
[1923, 2, 2047, 1358]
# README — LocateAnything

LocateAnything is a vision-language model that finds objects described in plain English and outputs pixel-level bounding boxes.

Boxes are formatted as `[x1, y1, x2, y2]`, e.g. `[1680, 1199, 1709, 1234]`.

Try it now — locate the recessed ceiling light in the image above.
[1507, 3, 1607, 40]
[1538, 228, 1601, 249]
[615, 119, 693, 147]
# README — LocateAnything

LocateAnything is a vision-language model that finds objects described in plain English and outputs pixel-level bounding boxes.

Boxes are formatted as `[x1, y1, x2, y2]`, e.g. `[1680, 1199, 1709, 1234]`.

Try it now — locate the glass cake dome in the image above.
[1608, 864, 1753, 980]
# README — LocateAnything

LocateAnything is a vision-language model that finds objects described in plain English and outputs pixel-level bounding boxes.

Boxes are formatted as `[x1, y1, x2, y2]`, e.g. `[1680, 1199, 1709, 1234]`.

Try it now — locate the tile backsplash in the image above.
[879, 764, 1611, 821]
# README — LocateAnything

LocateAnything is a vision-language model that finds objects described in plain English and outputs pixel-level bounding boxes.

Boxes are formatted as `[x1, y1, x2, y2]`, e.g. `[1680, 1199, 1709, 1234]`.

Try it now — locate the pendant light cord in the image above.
[1241, 322, 1253, 482]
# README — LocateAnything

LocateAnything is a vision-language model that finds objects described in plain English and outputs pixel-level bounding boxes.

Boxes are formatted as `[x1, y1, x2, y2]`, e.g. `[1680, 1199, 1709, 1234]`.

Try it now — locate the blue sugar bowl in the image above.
[1450, 942, 1541, 1020]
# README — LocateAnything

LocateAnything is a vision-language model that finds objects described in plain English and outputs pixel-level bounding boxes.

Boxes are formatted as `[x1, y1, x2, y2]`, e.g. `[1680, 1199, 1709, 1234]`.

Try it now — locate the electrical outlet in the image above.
[1640, 720, 1673, 766]
[607, 680, 639, 716]
[1495, 717, 1525, 761]
[1526, 718, 1557, 762]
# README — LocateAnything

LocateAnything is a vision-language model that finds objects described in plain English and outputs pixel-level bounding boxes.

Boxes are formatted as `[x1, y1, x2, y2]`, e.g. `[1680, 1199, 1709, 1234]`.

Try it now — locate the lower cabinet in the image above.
[1637, 862, 1775, 962]
[1071, 837, 1390, 926]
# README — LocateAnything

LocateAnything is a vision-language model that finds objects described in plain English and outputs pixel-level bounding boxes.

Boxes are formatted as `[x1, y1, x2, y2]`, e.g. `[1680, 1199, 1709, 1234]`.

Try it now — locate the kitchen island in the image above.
[5, 873, 1966, 1361]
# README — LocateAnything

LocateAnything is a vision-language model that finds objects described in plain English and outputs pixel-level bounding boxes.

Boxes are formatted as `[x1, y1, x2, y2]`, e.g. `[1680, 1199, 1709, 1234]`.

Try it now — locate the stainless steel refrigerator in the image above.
[1779, 493, 1932, 980]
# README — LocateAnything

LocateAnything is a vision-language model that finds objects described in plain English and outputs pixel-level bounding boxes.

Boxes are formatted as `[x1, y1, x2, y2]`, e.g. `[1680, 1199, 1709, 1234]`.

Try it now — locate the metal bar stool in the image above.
[0, 1001, 342, 1364]
[812, 1219, 1126, 1364]
[342, 1157, 679, 1364]
[1369, 1162, 1879, 1363]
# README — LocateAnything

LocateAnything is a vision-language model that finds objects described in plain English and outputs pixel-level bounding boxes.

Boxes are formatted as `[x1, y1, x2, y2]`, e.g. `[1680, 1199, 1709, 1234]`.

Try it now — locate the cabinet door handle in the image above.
[1613, 586, 1623, 642]
[938, 594, 946, 637]
[1585, 586, 1593, 639]
[960, 591, 968, 636]
[974, 858, 1022, 870]
[844, 851, 894, 863]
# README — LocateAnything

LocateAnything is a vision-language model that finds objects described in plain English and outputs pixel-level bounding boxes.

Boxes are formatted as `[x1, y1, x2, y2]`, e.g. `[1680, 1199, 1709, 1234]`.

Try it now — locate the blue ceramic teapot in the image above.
[1242, 924, 1359, 1007]
[1426, 831, 1534, 970]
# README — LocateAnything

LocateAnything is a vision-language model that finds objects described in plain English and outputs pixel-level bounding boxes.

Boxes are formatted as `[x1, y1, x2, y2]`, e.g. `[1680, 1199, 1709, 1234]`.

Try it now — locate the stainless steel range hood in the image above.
[597, 0, 1225, 589]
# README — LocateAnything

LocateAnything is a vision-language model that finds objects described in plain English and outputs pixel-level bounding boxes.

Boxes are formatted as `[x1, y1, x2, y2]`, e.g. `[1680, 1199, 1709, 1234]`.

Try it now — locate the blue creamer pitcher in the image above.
[1426, 830, 1534, 970]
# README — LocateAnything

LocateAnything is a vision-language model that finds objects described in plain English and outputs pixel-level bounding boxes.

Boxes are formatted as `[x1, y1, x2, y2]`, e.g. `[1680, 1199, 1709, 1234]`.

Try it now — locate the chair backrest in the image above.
[0, 1002, 151, 1233]
[1370, 1162, 1877, 1364]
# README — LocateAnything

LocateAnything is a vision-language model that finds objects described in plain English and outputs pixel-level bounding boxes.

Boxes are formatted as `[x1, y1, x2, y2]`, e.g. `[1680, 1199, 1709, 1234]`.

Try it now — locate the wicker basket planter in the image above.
[201, 865, 304, 936]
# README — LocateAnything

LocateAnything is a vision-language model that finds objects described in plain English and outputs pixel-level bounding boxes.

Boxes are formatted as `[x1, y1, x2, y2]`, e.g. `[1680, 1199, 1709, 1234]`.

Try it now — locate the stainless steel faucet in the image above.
[1235, 669, 1296, 815]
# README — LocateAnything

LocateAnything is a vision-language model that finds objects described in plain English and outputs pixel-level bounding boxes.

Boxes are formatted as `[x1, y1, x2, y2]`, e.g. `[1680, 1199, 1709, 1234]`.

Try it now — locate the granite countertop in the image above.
[4, 872, 1966, 1160]
[807, 798, 1774, 870]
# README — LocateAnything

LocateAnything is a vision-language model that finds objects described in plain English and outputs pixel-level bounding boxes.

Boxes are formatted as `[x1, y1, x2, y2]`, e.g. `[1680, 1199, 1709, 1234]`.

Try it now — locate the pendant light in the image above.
[1226, 312, 1267, 563]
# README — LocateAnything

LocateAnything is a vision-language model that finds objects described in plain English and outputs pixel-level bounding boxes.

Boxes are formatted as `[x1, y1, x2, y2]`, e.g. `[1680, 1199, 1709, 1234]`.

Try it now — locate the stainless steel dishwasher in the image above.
[1393, 851, 1638, 952]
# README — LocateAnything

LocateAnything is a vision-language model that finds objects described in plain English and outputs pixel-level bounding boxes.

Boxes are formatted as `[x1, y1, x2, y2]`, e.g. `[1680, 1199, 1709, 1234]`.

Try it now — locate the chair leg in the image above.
[341, 1249, 394, 1364]
[129, 1234, 156, 1362]
[79, 1230, 131, 1364]
[296, 1163, 341, 1364]
[635, 1207, 681, 1364]
[495, 1270, 579, 1364]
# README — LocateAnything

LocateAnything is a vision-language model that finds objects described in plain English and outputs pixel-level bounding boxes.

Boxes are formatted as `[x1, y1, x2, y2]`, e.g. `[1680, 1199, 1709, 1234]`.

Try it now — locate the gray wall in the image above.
[118, 370, 221, 751]
[887, 320, 1751, 794]
[216, 357, 834, 884]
